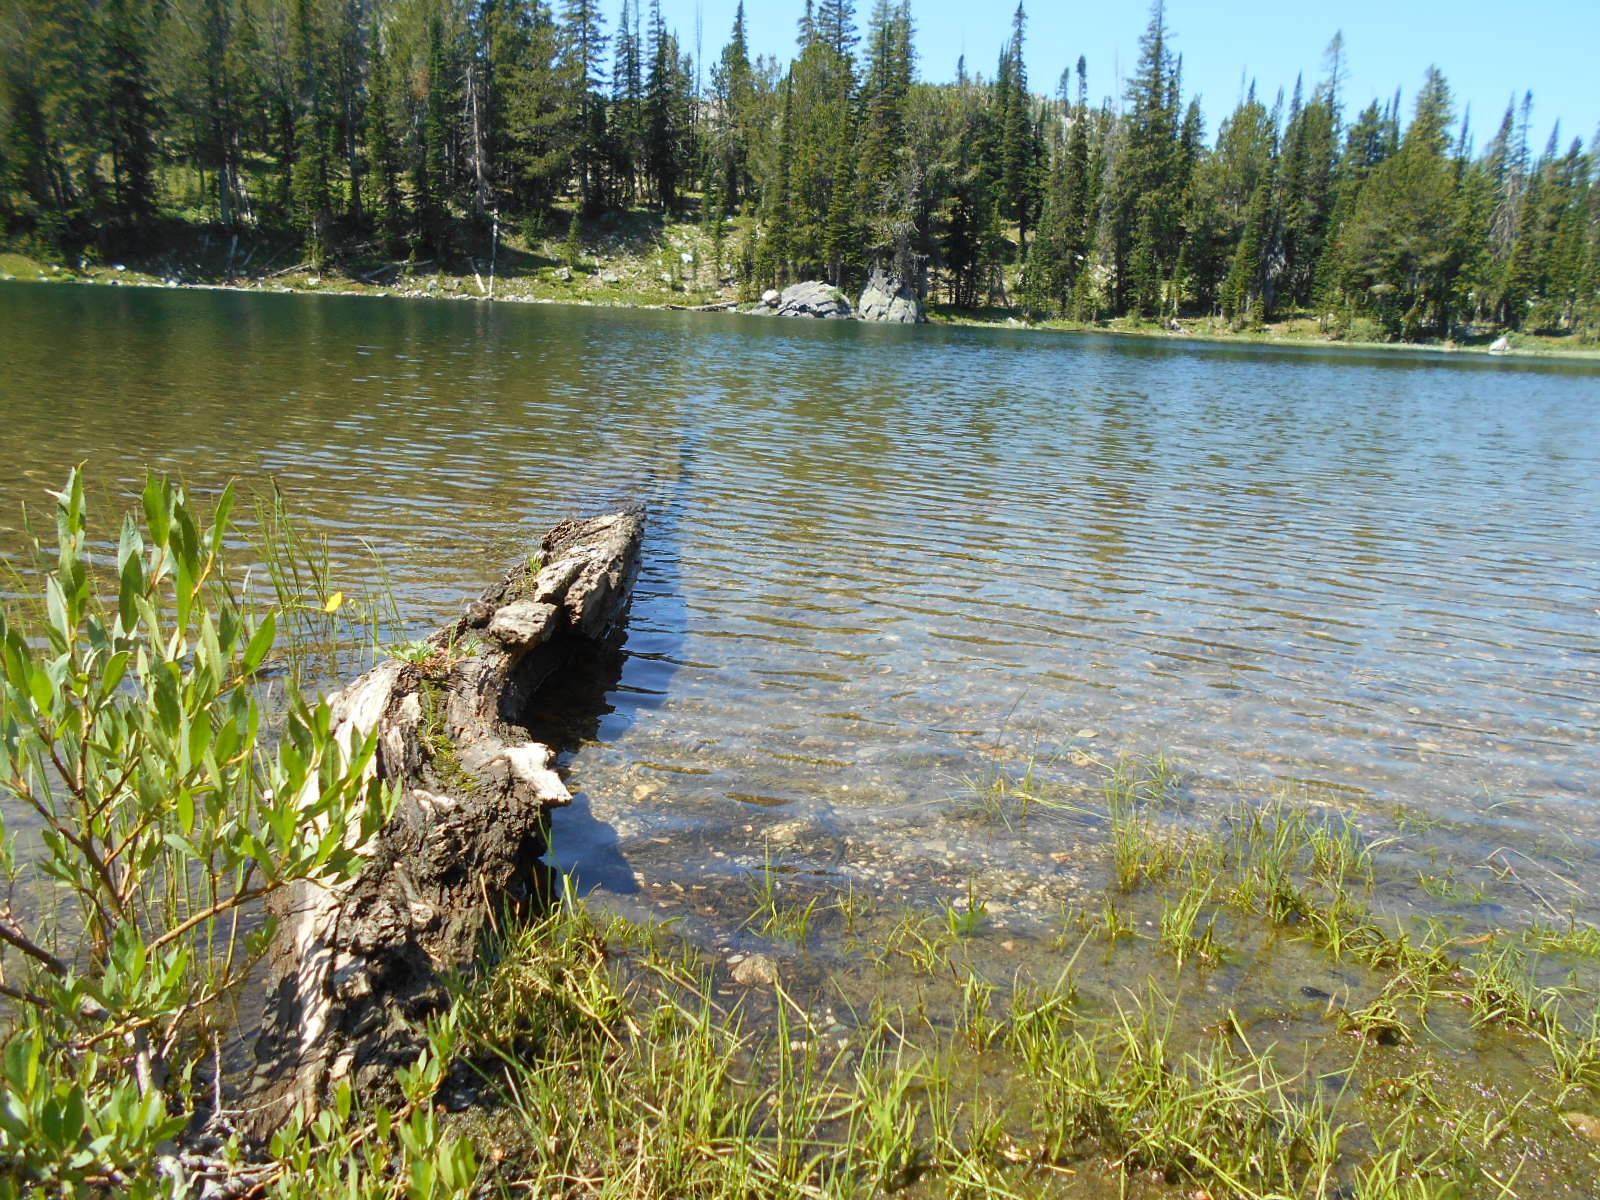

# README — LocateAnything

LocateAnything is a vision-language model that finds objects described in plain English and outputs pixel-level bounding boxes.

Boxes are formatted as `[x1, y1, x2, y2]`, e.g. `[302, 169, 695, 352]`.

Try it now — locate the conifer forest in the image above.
[2, 0, 1597, 342]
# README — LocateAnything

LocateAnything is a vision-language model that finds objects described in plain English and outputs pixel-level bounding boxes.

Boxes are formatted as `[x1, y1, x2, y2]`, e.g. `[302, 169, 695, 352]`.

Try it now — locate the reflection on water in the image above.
[2, 282, 1598, 928]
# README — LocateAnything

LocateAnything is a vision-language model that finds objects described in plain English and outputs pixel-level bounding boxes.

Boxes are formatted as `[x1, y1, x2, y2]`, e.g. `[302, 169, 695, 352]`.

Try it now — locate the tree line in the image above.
[2, 0, 1597, 340]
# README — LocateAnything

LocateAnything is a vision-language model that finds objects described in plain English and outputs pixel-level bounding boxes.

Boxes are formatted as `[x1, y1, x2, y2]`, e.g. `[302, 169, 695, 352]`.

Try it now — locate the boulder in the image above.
[775, 280, 853, 319]
[856, 268, 924, 324]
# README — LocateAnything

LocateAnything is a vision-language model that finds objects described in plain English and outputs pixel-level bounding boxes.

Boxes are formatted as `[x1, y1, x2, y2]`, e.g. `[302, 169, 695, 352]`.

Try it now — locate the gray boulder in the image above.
[775, 280, 853, 319]
[856, 268, 925, 323]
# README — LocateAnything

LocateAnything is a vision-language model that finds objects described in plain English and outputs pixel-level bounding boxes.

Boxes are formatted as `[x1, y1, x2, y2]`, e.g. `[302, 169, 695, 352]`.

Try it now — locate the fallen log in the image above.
[243, 508, 645, 1136]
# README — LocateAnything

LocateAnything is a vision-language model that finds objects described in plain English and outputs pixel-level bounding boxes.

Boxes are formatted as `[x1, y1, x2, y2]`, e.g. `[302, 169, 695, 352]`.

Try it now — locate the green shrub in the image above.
[0, 470, 393, 1192]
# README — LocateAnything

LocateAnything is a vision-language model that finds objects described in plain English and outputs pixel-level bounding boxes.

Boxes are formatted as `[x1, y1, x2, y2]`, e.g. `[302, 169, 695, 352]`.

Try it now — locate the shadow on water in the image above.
[523, 622, 643, 898]
[542, 429, 697, 899]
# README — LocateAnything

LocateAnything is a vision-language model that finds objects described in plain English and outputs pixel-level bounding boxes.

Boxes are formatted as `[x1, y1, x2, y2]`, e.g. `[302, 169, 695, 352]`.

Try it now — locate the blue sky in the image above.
[651, 0, 1597, 156]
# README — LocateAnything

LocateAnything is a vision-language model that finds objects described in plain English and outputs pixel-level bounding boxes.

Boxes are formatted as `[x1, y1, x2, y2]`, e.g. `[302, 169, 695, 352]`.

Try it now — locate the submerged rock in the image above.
[856, 268, 924, 324]
[775, 281, 853, 319]
[1563, 1112, 1600, 1142]
[732, 953, 778, 986]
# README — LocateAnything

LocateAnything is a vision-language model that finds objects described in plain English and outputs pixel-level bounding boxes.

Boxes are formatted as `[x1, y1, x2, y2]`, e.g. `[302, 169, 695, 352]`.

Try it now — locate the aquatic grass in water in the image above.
[1108, 762, 1192, 892]
[954, 746, 1095, 830]
[234, 749, 1600, 1197]
[945, 878, 990, 938]
[251, 835, 1600, 1200]
[745, 851, 820, 947]
[246, 479, 409, 686]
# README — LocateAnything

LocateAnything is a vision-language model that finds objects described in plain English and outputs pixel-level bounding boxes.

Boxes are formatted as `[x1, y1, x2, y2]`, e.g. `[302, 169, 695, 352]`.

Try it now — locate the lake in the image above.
[3, 281, 1598, 944]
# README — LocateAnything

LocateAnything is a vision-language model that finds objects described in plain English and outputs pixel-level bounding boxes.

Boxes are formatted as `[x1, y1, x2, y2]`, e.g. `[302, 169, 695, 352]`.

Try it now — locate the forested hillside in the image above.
[2, 0, 1596, 341]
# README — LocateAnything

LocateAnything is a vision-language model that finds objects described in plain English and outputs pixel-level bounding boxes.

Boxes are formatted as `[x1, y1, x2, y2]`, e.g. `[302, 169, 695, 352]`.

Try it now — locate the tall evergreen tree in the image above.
[609, 0, 644, 202]
[364, 30, 406, 250]
[642, 0, 689, 205]
[560, 0, 608, 211]
[288, 0, 334, 259]
[856, 0, 915, 277]
[1107, 0, 1184, 315]
[995, 3, 1041, 255]
[814, 0, 857, 61]
[708, 1, 755, 211]
[102, 0, 160, 228]
[1336, 67, 1466, 337]
[504, 0, 575, 216]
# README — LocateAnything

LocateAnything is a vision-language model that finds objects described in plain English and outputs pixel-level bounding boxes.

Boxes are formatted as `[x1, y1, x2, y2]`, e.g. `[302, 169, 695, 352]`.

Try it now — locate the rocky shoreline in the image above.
[6, 253, 1599, 361]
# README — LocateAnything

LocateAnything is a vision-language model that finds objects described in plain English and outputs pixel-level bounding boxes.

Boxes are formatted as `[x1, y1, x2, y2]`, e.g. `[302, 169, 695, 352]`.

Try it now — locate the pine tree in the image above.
[1275, 74, 1339, 310]
[996, 3, 1040, 254]
[1314, 96, 1396, 309]
[1223, 172, 1271, 325]
[365, 31, 405, 251]
[814, 0, 857, 61]
[763, 75, 796, 286]
[288, 0, 334, 260]
[610, 0, 643, 203]
[1186, 84, 1271, 313]
[164, 0, 244, 226]
[822, 120, 858, 284]
[561, 0, 609, 212]
[1055, 60, 1094, 302]
[1337, 67, 1465, 337]
[0, 0, 79, 243]
[563, 207, 582, 265]
[505, 0, 576, 217]
[856, 0, 915, 278]
[781, 1, 855, 281]
[642, 0, 688, 206]
[419, 7, 455, 252]
[1108, 0, 1184, 316]
[101, 0, 160, 228]
[708, 1, 755, 210]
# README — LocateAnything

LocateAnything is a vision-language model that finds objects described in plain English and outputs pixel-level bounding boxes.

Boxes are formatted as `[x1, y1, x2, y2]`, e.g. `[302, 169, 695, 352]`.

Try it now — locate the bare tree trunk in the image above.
[242, 509, 645, 1136]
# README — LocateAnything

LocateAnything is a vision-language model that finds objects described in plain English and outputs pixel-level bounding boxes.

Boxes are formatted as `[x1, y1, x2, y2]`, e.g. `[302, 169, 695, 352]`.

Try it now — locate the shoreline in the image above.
[6, 251, 1600, 365]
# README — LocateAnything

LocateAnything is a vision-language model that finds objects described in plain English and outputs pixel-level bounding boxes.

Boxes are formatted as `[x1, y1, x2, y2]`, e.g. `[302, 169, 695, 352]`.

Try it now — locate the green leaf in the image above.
[141, 475, 170, 547]
[209, 481, 237, 557]
[98, 652, 130, 702]
[43, 577, 70, 648]
[241, 612, 276, 675]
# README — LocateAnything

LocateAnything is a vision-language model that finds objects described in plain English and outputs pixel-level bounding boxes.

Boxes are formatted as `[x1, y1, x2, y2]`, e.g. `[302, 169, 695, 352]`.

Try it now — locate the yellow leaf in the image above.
[323, 591, 345, 614]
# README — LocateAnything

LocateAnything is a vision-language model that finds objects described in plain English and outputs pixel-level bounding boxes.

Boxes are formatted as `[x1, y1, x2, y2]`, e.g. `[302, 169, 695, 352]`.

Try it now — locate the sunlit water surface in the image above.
[2, 281, 1598, 938]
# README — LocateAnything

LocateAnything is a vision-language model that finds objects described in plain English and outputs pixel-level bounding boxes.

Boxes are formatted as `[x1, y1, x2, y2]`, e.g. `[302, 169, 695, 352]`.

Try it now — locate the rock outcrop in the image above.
[856, 268, 924, 324]
[244, 510, 644, 1135]
[773, 280, 853, 319]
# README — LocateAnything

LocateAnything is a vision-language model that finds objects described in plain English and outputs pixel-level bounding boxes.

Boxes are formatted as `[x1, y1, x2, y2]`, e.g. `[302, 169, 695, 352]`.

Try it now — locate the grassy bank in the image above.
[6, 213, 1599, 363]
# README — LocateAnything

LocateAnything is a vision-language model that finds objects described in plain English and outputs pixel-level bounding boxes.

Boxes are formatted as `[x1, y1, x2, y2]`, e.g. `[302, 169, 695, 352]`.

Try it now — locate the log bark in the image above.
[242, 509, 644, 1136]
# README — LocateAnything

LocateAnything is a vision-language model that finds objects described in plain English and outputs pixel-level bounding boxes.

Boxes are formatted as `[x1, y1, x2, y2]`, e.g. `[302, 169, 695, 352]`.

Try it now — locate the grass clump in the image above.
[745, 852, 820, 947]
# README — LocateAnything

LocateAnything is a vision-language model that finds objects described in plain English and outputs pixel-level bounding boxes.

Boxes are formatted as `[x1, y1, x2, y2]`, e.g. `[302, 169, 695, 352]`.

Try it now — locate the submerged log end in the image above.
[242, 508, 644, 1138]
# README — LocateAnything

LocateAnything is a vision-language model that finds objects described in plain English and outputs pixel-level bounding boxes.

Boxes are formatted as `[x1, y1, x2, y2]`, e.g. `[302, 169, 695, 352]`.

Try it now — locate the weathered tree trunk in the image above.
[243, 509, 644, 1136]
